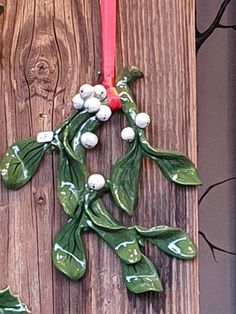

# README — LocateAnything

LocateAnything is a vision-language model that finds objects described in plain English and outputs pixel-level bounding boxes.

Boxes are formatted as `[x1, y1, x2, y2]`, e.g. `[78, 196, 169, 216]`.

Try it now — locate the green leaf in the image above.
[86, 199, 124, 230]
[66, 111, 92, 142]
[135, 225, 197, 259]
[54, 112, 77, 135]
[52, 218, 86, 280]
[57, 149, 87, 216]
[71, 116, 100, 159]
[121, 254, 163, 294]
[60, 116, 100, 162]
[141, 141, 201, 185]
[88, 219, 142, 264]
[0, 138, 49, 189]
[0, 287, 31, 313]
[56, 116, 100, 216]
[116, 66, 201, 186]
[116, 66, 145, 129]
[110, 138, 142, 216]
[54, 110, 91, 143]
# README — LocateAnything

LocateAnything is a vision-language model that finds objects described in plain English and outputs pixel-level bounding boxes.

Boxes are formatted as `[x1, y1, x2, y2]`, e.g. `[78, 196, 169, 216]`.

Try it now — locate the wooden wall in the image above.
[0, 1, 198, 313]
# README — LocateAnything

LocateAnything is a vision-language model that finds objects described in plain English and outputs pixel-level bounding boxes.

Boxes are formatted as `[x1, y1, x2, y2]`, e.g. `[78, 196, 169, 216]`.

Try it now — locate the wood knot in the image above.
[37, 195, 45, 205]
[22, 33, 59, 100]
[33, 188, 50, 216]
[15, 23, 72, 103]
[36, 194, 49, 215]
[26, 58, 57, 99]
[32, 61, 50, 78]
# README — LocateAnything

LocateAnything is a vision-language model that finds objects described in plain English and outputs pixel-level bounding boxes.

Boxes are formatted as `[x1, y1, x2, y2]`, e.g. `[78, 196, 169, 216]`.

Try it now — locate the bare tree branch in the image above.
[198, 176, 236, 206]
[199, 231, 236, 262]
[198, 176, 236, 261]
[196, 0, 236, 52]
[218, 23, 236, 30]
[196, 0, 236, 263]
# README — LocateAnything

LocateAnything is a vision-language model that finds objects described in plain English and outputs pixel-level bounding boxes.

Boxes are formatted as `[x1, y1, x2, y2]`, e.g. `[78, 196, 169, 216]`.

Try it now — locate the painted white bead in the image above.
[84, 97, 101, 113]
[79, 84, 94, 100]
[93, 84, 107, 100]
[80, 132, 98, 149]
[72, 93, 84, 109]
[135, 113, 151, 128]
[96, 105, 112, 121]
[88, 174, 106, 190]
[121, 127, 135, 142]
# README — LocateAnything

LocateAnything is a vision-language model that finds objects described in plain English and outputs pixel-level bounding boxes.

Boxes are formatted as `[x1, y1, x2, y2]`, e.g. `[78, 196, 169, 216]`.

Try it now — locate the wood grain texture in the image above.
[0, 1, 198, 313]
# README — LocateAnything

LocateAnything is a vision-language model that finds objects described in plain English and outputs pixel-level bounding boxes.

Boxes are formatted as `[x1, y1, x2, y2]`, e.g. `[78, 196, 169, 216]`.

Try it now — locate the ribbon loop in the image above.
[101, 0, 121, 111]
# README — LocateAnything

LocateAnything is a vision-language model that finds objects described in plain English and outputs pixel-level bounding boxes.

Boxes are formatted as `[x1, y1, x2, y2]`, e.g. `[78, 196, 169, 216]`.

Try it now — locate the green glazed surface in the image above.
[0, 138, 49, 189]
[122, 254, 163, 294]
[110, 136, 142, 216]
[52, 218, 86, 280]
[0, 287, 30, 313]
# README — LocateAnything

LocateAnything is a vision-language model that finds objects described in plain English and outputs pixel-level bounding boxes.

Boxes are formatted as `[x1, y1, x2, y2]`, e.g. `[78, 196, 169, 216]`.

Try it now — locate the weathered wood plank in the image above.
[0, 0, 198, 313]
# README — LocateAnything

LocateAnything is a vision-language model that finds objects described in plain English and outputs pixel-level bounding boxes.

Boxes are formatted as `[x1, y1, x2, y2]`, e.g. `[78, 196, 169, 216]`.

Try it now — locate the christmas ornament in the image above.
[0, 0, 201, 296]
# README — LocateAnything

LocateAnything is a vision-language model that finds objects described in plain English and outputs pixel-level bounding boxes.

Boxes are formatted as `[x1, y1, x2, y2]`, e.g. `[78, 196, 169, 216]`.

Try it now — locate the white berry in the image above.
[72, 93, 84, 109]
[80, 132, 98, 149]
[121, 127, 135, 142]
[84, 97, 101, 113]
[88, 174, 106, 190]
[94, 84, 107, 100]
[135, 113, 150, 128]
[79, 84, 94, 100]
[96, 105, 112, 121]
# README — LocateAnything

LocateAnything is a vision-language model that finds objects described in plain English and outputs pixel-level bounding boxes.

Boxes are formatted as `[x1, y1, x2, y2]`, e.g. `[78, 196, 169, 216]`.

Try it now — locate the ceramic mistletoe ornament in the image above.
[0, 0, 201, 295]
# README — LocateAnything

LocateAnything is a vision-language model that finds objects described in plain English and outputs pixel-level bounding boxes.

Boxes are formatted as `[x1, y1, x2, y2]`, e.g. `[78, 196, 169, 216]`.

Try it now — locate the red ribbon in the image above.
[100, 0, 121, 111]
